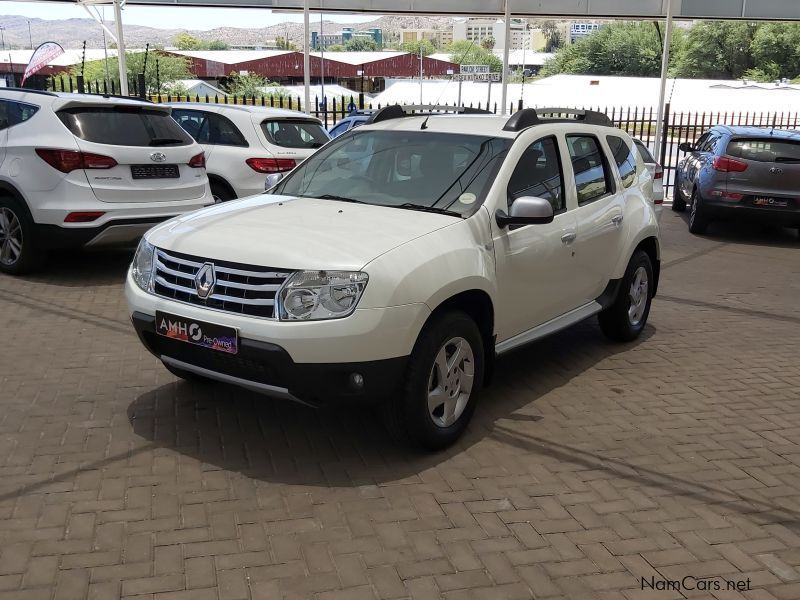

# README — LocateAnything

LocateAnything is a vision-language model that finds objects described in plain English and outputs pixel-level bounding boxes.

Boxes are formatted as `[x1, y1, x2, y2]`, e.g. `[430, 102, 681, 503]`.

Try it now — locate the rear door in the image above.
[55, 103, 206, 203]
[725, 137, 800, 206]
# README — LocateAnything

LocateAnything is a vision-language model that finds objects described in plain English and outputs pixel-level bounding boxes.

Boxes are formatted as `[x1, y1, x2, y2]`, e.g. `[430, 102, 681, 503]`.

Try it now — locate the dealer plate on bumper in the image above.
[155, 311, 238, 354]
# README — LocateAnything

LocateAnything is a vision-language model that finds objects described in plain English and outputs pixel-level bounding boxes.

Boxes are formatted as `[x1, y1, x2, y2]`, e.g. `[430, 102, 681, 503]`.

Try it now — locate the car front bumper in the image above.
[131, 311, 409, 407]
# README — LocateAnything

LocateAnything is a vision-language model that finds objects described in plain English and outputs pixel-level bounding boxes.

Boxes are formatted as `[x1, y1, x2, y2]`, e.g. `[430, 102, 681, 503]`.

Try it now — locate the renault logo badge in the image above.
[195, 263, 216, 299]
[150, 152, 167, 162]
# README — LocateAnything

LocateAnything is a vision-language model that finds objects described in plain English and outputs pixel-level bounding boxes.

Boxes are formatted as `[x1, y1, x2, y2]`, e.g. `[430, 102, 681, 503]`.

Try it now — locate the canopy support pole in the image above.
[303, 0, 310, 114]
[500, 0, 511, 115]
[113, 0, 127, 96]
[654, 0, 674, 164]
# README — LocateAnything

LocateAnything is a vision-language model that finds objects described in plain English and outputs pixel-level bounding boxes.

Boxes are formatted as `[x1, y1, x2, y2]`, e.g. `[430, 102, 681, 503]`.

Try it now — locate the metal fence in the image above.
[48, 76, 800, 199]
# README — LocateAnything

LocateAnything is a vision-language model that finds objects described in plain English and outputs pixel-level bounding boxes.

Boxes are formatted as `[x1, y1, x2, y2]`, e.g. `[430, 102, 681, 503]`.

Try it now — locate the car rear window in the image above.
[261, 119, 329, 149]
[727, 138, 800, 163]
[57, 106, 194, 147]
[633, 140, 655, 163]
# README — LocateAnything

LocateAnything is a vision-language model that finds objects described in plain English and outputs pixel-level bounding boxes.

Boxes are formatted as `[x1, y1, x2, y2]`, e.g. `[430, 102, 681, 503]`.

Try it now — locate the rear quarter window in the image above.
[727, 138, 800, 163]
[262, 119, 329, 149]
[57, 106, 194, 147]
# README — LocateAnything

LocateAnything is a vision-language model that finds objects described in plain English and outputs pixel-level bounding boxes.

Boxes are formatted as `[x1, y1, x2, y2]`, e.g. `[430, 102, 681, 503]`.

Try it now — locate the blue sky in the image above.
[0, 2, 378, 30]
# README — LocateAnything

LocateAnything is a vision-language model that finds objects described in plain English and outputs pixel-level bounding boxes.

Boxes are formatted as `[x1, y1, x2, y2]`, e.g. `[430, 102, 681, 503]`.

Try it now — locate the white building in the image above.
[451, 18, 529, 50]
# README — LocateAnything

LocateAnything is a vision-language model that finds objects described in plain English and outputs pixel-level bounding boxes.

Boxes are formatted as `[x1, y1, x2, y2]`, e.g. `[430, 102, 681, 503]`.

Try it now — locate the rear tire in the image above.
[210, 181, 235, 203]
[598, 250, 653, 342]
[0, 196, 46, 275]
[385, 311, 484, 451]
[688, 189, 710, 234]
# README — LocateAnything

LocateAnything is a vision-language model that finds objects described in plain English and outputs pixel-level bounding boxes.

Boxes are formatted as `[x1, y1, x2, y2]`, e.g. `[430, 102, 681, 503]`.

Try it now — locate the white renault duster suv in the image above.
[126, 106, 660, 450]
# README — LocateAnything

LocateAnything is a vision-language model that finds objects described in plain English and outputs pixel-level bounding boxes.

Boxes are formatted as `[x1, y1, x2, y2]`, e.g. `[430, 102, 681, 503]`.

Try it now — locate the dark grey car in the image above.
[674, 125, 800, 234]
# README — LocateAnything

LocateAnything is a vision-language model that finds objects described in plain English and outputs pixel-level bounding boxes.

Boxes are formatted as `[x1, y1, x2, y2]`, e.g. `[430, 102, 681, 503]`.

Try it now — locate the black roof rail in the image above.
[0, 87, 58, 97]
[503, 107, 612, 132]
[367, 104, 492, 124]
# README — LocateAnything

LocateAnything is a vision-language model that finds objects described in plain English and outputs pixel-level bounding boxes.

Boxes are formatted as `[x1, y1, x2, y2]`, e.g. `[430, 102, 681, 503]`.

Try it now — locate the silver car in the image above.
[674, 126, 800, 234]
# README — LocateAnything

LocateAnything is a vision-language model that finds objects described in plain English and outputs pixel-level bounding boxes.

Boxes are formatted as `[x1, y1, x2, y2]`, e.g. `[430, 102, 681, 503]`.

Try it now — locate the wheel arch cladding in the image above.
[424, 289, 495, 385]
[634, 236, 660, 296]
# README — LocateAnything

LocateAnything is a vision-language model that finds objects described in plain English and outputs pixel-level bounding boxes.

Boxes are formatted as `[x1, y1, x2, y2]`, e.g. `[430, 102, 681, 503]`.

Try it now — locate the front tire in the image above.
[0, 196, 46, 275]
[688, 189, 710, 234]
[386, 311, 484, 451]
[672, 186, 687, 212]
[598, 250, 653, 342]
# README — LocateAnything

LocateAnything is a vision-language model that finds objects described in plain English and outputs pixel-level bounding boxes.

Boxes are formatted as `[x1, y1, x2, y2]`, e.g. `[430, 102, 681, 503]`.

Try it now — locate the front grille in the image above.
[153, 248, 292, 319]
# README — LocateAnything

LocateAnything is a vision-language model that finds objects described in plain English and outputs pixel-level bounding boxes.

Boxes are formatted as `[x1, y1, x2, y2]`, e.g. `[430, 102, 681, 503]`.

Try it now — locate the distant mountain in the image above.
[0, 14, 456, 50]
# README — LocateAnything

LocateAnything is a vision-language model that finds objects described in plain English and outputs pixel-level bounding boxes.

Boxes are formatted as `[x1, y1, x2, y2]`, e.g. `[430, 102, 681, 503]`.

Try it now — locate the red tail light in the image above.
[246, 158, 297, 174]
[712, 156, 748, 172]
[654, 164, 663, 180]
[64, 211, 105, 223]
[36, 149, 117, 173]
[189, 152, 206, 168]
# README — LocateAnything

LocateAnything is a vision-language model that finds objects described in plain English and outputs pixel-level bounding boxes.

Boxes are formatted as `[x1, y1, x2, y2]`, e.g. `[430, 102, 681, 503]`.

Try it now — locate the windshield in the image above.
[57, 107, 193, 147]
[273, 130, 511, 216]
[261, 119, 329, 149]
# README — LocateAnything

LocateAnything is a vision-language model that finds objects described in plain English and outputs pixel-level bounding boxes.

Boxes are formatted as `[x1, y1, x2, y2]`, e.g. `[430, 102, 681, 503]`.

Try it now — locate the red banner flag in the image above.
[21, 42, 65, 86]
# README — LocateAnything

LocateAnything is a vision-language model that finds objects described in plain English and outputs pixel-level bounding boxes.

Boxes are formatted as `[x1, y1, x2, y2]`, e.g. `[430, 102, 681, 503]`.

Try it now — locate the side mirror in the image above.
[678, 142, 694, 153]
[264, 172, 285, 191]
[495, 196, 555, 228]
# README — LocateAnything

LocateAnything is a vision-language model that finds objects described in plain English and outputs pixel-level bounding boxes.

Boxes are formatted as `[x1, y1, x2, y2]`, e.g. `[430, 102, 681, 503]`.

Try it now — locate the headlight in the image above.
[131, 238, 155, 292]
[278, 270, 368, 321]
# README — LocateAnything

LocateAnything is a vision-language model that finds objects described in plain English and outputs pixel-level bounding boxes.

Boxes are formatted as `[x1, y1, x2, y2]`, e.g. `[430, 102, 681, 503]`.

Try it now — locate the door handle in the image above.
[611, 215, 624, 226]
[561, 231, 577, 245]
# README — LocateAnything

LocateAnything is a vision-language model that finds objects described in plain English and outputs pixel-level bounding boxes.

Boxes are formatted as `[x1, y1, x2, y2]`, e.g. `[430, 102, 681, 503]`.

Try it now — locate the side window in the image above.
[567, 135, 614, 204]
[329, 120, 350, 138]
[207, 113, 248, 147]
[698, 133, 719, 153]
[506, 136, 564, 213]
[693, 132, 710, 152]
[0, 101, 38, 130]
[606, 135, 637, 189]
[172, 109, 208, 142]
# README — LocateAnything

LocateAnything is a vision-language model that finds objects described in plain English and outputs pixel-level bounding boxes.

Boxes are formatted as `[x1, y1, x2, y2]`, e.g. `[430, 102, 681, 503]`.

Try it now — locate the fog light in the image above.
[349, 373, 364, 389]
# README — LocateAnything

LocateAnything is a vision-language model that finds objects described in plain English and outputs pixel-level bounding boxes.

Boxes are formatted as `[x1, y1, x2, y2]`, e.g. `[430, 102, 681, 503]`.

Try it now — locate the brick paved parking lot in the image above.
[0, 212, 799, 600]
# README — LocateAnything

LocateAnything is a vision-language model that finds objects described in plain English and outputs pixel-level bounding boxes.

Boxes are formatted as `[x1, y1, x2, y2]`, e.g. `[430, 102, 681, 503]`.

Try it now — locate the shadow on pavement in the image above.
[127, 320, 654, 487]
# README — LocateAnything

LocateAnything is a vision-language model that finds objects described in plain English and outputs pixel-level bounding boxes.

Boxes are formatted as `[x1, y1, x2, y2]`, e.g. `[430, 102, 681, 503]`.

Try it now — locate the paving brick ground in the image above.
[0, 211, 799, 599]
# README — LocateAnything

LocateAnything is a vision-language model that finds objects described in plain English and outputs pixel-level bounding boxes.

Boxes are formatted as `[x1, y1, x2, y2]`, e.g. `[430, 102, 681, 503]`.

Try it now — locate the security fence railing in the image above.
[47, 75, 800, 199]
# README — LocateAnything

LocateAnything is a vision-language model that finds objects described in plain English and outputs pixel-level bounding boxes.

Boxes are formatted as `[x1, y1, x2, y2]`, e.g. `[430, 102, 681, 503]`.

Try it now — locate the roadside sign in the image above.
[460, 64, 490, 74]
[452, 72, 501, 82]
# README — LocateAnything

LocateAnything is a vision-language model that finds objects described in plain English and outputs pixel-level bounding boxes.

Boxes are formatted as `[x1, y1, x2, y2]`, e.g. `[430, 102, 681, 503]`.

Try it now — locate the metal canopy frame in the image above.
[32, 0, 800, 162]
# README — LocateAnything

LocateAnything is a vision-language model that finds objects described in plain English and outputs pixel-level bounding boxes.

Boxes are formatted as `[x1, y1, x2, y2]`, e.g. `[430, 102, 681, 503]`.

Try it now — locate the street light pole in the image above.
[0, 27, 5, 51]
[27, 21, 33, 49]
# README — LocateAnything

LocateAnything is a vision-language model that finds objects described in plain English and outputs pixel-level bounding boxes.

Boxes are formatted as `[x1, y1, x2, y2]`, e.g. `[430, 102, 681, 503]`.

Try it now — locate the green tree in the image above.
[206, 40, 229, 50]
[73, 52, 192, 94]
[539, 22, 683, 77]
[326, 44, 346, 52]
[445, 40, 502, 72]
[174, 33, 203, 50]
[344, 37, 379, 52]
[223, 71, 286, 98]
[673, 21, 757, 79]
[400, 39, 436, 56]
[480, 36, 495, 51]
[539, 20, 563, 52]
[750, 22, 800, 80]
[275, 36, 297, 50]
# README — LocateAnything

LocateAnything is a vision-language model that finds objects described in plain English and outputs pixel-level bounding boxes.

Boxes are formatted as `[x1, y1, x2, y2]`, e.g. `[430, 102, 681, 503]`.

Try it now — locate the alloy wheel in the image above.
[628, 266, 649, 327]
[427, 336, 475, 428]
[0, 207, 23, 266]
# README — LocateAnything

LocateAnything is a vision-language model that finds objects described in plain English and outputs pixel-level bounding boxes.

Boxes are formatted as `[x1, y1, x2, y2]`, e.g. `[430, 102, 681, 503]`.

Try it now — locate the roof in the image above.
[167, 50, 294, 63]
[310, 51, 408, 65]
[170, 79, 227, 95]
[165, 102, 321, 121]
[372, 75, 800, 114]
[710, 125, 800, 140]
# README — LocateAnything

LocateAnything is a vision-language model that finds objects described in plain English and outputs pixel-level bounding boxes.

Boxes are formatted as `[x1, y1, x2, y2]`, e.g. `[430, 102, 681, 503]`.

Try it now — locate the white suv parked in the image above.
[126, 106, 660, 450]
[168, 103, 330, 201]
[0, 89, 213, 274]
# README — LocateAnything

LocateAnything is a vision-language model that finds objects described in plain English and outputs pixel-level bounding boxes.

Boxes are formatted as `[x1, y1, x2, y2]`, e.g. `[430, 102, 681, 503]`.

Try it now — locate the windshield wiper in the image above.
[306, 194, 367, 204]
[149, 138, 185, 147]
[394, 203, 461, 217]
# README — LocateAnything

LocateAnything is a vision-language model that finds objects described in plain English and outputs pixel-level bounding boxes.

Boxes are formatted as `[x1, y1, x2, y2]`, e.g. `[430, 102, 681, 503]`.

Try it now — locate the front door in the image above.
[493, 134, 581, 342]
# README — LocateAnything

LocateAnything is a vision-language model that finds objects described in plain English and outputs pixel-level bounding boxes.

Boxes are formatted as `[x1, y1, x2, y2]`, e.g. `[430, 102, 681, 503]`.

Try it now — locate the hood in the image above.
[146, 194, 459, 271]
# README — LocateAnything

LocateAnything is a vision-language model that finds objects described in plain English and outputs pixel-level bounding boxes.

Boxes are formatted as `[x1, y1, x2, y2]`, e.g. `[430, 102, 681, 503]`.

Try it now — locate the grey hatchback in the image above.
[674, 126, 800, 234]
